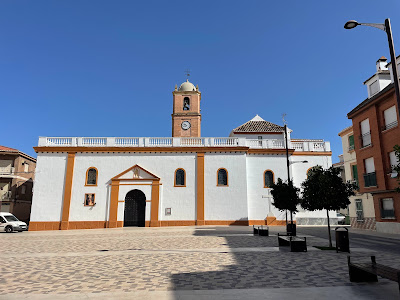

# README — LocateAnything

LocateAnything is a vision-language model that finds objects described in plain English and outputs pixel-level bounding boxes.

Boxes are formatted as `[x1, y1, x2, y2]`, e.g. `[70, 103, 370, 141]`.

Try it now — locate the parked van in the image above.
[0, 213, 28, 233]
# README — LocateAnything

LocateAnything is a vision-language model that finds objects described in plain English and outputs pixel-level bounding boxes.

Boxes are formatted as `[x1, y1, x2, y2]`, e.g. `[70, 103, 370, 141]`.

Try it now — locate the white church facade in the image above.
[29, 80, 333, 231]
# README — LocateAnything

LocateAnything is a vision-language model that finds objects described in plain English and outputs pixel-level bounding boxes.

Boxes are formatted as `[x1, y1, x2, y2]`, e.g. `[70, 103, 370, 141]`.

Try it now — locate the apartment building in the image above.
[347, 56, 400, 234]
[0, 146, 36, 223]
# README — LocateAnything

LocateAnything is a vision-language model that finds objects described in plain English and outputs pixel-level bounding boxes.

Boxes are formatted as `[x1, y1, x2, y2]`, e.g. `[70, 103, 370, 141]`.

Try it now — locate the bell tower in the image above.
[172, 80, 202, 137]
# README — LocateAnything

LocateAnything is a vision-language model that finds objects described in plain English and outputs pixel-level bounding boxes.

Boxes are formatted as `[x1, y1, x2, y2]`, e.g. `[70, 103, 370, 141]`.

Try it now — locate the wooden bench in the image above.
[348, 256, 400, 292]
[277, 233, 307, 252]
[253, 225, 269, 236]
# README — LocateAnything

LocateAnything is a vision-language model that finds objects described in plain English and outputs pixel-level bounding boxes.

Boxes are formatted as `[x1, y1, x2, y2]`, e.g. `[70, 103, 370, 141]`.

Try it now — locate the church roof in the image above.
[232, 115, 285, 133]
[178, 80, 196, 92]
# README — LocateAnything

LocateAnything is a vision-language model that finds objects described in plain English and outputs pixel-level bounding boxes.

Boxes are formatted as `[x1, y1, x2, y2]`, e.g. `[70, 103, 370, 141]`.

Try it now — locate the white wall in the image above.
[204, 152, 248, 220]
[30, 153, 67, 221]
[246, 154, 288, 221]
[69, 152, 196, 222]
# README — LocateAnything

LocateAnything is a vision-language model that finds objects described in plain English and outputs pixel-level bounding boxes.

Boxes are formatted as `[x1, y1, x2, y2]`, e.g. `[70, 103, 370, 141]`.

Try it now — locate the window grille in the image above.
[217, 169, 228, 186]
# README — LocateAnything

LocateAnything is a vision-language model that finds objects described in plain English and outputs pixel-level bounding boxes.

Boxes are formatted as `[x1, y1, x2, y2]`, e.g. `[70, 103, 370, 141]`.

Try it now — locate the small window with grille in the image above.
[86, 168, 98, 186]
[175, 169, 185, 186]
[217, 168, 228, 186]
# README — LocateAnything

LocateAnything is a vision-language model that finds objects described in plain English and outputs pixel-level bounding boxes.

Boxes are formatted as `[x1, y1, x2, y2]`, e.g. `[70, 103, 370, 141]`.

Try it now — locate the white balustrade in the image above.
[38, 136, 329, 151]
[149, 138, 172, 147]
[46, 137, 73, 146]
[180, 138, 205, 146]
[115, 138, 139, 147]
[213, 138, 238, 146]
[82, 138, 106, 146]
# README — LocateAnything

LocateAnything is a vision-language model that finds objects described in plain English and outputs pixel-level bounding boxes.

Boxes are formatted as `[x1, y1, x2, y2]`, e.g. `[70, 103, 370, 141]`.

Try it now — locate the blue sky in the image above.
[1, 1, 400, 161]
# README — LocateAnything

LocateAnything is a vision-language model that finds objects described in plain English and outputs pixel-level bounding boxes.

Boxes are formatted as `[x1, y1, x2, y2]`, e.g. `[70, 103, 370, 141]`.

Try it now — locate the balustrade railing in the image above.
[38, 136, 330, 151]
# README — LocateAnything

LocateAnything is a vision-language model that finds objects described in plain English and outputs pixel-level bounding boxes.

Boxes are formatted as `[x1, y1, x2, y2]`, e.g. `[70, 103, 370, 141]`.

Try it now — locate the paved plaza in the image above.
[0, 226, 399, 299]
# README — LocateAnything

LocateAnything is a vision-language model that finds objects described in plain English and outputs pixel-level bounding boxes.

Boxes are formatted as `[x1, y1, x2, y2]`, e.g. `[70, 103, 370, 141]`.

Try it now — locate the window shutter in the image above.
[384, 106, 397, 128]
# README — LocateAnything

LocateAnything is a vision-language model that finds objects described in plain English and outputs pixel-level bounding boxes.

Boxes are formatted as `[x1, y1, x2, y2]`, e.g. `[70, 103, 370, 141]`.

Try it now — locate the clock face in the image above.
[181, 121, 191, 130]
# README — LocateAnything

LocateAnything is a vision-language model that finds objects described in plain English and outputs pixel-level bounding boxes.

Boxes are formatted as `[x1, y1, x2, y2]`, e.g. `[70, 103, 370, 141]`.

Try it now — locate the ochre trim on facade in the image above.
[160, 220, 197, 226]
[34, 146, 250, 153]
[60, 152, 75, 230]
[85, 167, 98, 186]
[29, 221, 124, 231]
[174, 168, 186, 187]
[112, 164, 160, 181]
[263, 170, 274, 188]
[248, 149, 295, 155]
[150, 181, 160, 227]
[292, 151, 332, 156]
[196, 153, 205, 224]
[216, 168, 229, 187]
[28, 219, 291, 230]
[108, 180, 119, 228]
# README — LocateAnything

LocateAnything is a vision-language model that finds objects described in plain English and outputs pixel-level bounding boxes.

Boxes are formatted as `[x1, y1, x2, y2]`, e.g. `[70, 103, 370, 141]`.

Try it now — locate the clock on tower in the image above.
[171, 80, 202, 137]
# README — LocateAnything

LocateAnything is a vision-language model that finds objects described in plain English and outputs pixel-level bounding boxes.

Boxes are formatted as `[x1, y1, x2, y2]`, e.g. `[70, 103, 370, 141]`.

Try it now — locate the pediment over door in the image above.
[112, 164, 160, 181]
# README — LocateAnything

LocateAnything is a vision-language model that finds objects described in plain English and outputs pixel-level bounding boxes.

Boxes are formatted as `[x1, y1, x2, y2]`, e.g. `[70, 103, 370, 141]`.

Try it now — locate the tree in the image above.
[270, 178, 301, 224]
[301, 166, 356, 248]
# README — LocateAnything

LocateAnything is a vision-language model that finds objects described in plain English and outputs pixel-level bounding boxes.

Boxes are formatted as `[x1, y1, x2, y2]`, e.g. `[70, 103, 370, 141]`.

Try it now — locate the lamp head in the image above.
[344, 20, 359, 29]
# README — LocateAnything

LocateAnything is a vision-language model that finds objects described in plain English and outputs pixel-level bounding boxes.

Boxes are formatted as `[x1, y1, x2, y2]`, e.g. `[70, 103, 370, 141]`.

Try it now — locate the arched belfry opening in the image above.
[124, 189, 146, 227]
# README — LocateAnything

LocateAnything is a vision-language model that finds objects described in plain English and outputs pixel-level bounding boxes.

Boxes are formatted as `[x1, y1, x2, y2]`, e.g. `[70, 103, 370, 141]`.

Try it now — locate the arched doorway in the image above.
[124, 189, 146, 227]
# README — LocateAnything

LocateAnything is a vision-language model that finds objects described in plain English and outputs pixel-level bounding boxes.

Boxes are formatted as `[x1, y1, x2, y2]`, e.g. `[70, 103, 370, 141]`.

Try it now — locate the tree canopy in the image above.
[301, 166, 356, 211]
[270, 178, 301, 213]
[393, 145, 400, 192]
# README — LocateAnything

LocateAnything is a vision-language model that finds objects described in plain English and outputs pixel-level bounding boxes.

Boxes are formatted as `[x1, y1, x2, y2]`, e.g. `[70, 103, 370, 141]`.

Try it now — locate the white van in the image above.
[0, 213, 28, 233]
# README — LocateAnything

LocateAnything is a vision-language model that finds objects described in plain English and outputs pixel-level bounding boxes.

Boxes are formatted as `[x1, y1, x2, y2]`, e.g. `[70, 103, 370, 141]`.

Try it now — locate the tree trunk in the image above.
[327, 209, 332, 248]
[290, 210, 293, 225]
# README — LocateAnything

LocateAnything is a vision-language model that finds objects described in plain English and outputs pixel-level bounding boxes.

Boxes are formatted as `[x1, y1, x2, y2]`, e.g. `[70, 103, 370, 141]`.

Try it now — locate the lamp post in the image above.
[284, 124, 308, 230]
[344, 19, 400, 119]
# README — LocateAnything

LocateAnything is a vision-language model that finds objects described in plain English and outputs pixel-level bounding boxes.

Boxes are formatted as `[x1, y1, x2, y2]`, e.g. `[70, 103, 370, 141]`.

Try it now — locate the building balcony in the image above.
[37, 137, 331, 152]
[363, 172, 377, 187]
[0, 167, 15, 175]
[382, 120, 398, 131]
[360, 132, 372, 148]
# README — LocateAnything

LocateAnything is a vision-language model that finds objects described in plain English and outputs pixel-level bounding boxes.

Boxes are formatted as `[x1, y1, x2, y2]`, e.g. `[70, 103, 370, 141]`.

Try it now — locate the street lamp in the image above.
[284, 124, 308, 231]
[344, 18, 400, 119]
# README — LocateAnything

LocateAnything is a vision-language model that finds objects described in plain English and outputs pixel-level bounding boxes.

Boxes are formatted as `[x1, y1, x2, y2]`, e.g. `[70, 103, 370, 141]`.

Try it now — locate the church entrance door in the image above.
[124, 189, 146, 227]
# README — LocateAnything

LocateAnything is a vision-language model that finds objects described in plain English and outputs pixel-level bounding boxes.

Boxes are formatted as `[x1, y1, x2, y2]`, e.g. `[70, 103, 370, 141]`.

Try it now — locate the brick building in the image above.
[0, 146, 36, 223]
[347, 57, 400, 234]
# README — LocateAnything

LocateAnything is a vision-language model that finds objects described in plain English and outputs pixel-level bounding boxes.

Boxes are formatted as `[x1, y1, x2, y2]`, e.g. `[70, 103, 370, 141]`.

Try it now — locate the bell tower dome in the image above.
[171, 80, 202, 137]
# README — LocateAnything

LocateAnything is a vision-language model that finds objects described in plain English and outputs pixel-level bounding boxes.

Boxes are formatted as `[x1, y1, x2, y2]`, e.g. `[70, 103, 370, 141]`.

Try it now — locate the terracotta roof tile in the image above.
[0, 145, 18, 152]
[233, 115, 285, 133]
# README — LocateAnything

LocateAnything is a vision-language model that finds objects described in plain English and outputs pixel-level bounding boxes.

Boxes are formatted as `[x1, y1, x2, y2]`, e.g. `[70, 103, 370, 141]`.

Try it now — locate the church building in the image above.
[29, 80, 333, 231]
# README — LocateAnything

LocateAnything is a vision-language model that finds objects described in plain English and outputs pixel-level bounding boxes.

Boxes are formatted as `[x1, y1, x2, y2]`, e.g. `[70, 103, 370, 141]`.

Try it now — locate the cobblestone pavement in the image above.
[0, 226, 399, 299]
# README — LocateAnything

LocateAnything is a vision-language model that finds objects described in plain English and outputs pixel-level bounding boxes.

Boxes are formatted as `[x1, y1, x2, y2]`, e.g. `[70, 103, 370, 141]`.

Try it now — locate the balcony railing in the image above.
[360, 132, 372, 148]
[0, 167, 15, 175]
[363, 172, 377, 187]
[382, 120, 398, 131]
[38, 137, 331, 152]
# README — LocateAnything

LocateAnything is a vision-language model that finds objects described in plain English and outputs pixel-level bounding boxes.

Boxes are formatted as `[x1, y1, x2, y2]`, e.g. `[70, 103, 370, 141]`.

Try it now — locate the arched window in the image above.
[175, 168, 186, 186]
[264, 170, 274, 188]
[183, 97, 190, 111]
[217, 168, 228, 186]
[86, 167, 98, 186]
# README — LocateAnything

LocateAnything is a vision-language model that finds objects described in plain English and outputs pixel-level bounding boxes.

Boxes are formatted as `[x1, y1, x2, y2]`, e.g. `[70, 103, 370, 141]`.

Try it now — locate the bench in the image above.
[253, 225, 269, 236]
[278, 233, 307, 252]
[348, 256, 400, 292]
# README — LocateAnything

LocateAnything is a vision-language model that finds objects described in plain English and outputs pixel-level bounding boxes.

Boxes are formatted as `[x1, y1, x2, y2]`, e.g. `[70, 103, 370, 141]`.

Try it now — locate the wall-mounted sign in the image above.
[165, 208, 171, 216]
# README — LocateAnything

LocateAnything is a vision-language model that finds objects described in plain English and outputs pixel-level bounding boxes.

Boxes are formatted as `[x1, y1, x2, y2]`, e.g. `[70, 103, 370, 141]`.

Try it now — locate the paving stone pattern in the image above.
[0, 226, 398, 295]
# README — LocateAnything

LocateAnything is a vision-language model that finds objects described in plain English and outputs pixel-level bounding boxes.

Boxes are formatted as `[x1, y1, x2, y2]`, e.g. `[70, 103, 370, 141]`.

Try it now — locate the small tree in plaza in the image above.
[301, 166, 357, 248]
[270, 178, 301, 225]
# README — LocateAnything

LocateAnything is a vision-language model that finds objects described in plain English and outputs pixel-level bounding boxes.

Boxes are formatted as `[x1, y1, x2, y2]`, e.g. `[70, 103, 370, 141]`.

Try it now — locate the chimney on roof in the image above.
[376, 56, 388, 72]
